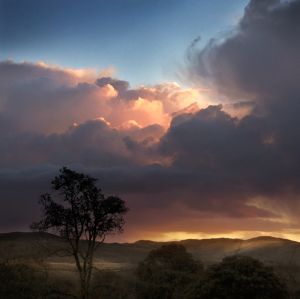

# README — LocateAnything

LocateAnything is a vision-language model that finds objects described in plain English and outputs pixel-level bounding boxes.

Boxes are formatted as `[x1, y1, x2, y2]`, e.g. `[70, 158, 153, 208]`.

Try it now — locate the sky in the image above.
[1, 0, 300, 242]
[0, 0, 247, 85]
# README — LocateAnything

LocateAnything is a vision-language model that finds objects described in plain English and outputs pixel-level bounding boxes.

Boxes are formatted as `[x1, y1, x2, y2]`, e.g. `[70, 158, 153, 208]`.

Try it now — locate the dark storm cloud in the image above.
[0, 162, 277, 233]
[153, 0, 300, 224]
[160, 104, 300, 199]
[180, 0, 300, 198]
[187, 0, 300, 100]
[0, 118, 164, 169]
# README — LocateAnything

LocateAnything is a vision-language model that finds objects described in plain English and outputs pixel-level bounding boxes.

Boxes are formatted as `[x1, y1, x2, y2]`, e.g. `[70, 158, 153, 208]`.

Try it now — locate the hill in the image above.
[1, 232, 300, 270]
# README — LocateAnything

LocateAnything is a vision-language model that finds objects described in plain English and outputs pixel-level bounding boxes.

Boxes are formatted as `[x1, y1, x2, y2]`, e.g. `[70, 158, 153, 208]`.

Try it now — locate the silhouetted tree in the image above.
[136, 243, 203, 299]
[32, 167, 128, 299]
[186, 255, 289, 299]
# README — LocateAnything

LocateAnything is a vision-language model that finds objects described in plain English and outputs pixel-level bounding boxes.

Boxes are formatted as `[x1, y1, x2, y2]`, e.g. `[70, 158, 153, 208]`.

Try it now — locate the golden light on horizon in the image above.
[124, 230, 300, 243]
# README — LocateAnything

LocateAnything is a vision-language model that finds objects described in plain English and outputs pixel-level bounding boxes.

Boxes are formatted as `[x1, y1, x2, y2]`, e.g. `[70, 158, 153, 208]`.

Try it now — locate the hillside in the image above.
[1, 232, 300, 270]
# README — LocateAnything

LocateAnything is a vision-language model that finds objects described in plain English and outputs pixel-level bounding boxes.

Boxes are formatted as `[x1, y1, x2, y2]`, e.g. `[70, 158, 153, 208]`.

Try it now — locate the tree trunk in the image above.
[80, 277, 89, 299]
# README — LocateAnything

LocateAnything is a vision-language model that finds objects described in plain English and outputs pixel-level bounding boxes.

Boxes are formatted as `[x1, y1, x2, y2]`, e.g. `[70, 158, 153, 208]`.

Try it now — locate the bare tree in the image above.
[32, 167, 128, 299]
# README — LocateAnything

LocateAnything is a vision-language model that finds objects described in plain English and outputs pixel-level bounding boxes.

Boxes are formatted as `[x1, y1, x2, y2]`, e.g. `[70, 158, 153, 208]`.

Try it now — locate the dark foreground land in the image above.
[1, 232, 300, 298]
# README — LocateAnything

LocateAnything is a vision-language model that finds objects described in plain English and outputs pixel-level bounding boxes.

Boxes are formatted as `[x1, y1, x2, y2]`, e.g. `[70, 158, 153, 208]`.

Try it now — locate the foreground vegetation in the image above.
[1, 243, 300, 299]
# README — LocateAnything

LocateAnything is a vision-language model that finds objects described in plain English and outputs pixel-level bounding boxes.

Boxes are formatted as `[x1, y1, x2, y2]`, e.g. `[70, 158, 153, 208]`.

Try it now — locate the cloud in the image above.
[180, 0, 300, 202]
[187, 0, 300, 101]
[0, 61, 115, 134]
[95, 78, 207, 128]
[1, 0, 300, 241]
[0, 60, 203, 134]
[160, 103, 300, 204]
[96, 77, 130, 98]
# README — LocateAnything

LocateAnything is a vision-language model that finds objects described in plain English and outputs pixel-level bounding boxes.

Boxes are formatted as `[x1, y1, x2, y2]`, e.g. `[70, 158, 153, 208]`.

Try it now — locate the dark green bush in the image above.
[135, 243, 203, 299]
[0, 262, 70, 299]
[0, 262, 47, 299]
[186, 255, 289, 299]
[91, 269, 136, 299]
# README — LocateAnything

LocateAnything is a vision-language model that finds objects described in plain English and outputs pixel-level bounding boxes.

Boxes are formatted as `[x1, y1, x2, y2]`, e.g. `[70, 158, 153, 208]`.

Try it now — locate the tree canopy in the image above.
[32, 167, 128, 299]
[136, 243, 203, 299]
[187, 255, 289, 299]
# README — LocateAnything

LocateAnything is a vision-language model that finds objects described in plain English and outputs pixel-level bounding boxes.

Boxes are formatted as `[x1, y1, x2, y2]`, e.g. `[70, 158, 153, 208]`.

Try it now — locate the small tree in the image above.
[32, 167, 128, 299]
[187, 255, 289, 299]
[136, 244, 203, 299]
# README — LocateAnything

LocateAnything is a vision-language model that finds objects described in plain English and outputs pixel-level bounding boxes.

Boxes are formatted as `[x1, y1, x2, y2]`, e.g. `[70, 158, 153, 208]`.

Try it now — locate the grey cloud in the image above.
[0, 162, 278, 234]
[0, 61, 109, 134]
[187, 0, 300, 100]
[0, 118, 163, 168]
[95, 76, 162, 103]
[96, 77, 140, 101]
[96, 77, 129, 94]
[171, 0, 300, 206]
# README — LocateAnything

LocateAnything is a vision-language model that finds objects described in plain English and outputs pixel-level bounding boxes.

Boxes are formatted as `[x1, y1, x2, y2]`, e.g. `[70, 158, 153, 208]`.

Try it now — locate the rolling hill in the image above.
[0, 232, 300, 270]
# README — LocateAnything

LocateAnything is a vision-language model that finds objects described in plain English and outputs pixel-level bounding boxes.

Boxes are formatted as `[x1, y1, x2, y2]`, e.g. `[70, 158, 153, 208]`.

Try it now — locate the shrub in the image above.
[187, 255, 289, 299]
[136, 244, 203, 299]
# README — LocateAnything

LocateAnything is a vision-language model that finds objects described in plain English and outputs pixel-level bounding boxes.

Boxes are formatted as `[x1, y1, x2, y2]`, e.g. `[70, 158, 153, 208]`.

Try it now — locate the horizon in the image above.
[1, 230, 297, 244]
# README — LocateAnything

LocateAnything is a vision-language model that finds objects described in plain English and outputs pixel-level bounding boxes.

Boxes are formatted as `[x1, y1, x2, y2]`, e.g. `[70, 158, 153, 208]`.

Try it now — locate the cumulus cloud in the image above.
[0, 60, 202, 169]
[0, 60, 203, 134]
[96, 78, 207, 128]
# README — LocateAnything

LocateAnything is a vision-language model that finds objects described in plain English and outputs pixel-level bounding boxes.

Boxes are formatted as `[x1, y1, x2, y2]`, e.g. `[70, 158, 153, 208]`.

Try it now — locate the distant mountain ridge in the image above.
[0, 232, 300, 269]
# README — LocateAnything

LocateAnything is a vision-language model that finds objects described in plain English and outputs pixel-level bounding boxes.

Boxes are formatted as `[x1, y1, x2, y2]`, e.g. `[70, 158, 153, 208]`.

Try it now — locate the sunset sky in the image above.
[1, 0, 300, 242]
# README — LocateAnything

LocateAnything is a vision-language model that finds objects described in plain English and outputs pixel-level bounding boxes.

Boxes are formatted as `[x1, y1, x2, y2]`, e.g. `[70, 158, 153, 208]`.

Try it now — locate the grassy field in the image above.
[2, 232, 300, 286]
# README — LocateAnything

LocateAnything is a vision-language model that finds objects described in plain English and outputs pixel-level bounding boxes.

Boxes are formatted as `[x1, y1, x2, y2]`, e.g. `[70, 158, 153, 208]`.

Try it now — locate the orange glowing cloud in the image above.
[1, 60, 212, 134]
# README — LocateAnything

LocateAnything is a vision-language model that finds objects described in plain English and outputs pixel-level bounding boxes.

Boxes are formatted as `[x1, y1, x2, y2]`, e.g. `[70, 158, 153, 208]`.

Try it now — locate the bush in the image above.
[136, 243, 203, 299]
[0, 262, 72, 299]
[91, 269, 136, 299]
[187, 255, 289, 299]
[0, 262, 48, 299]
